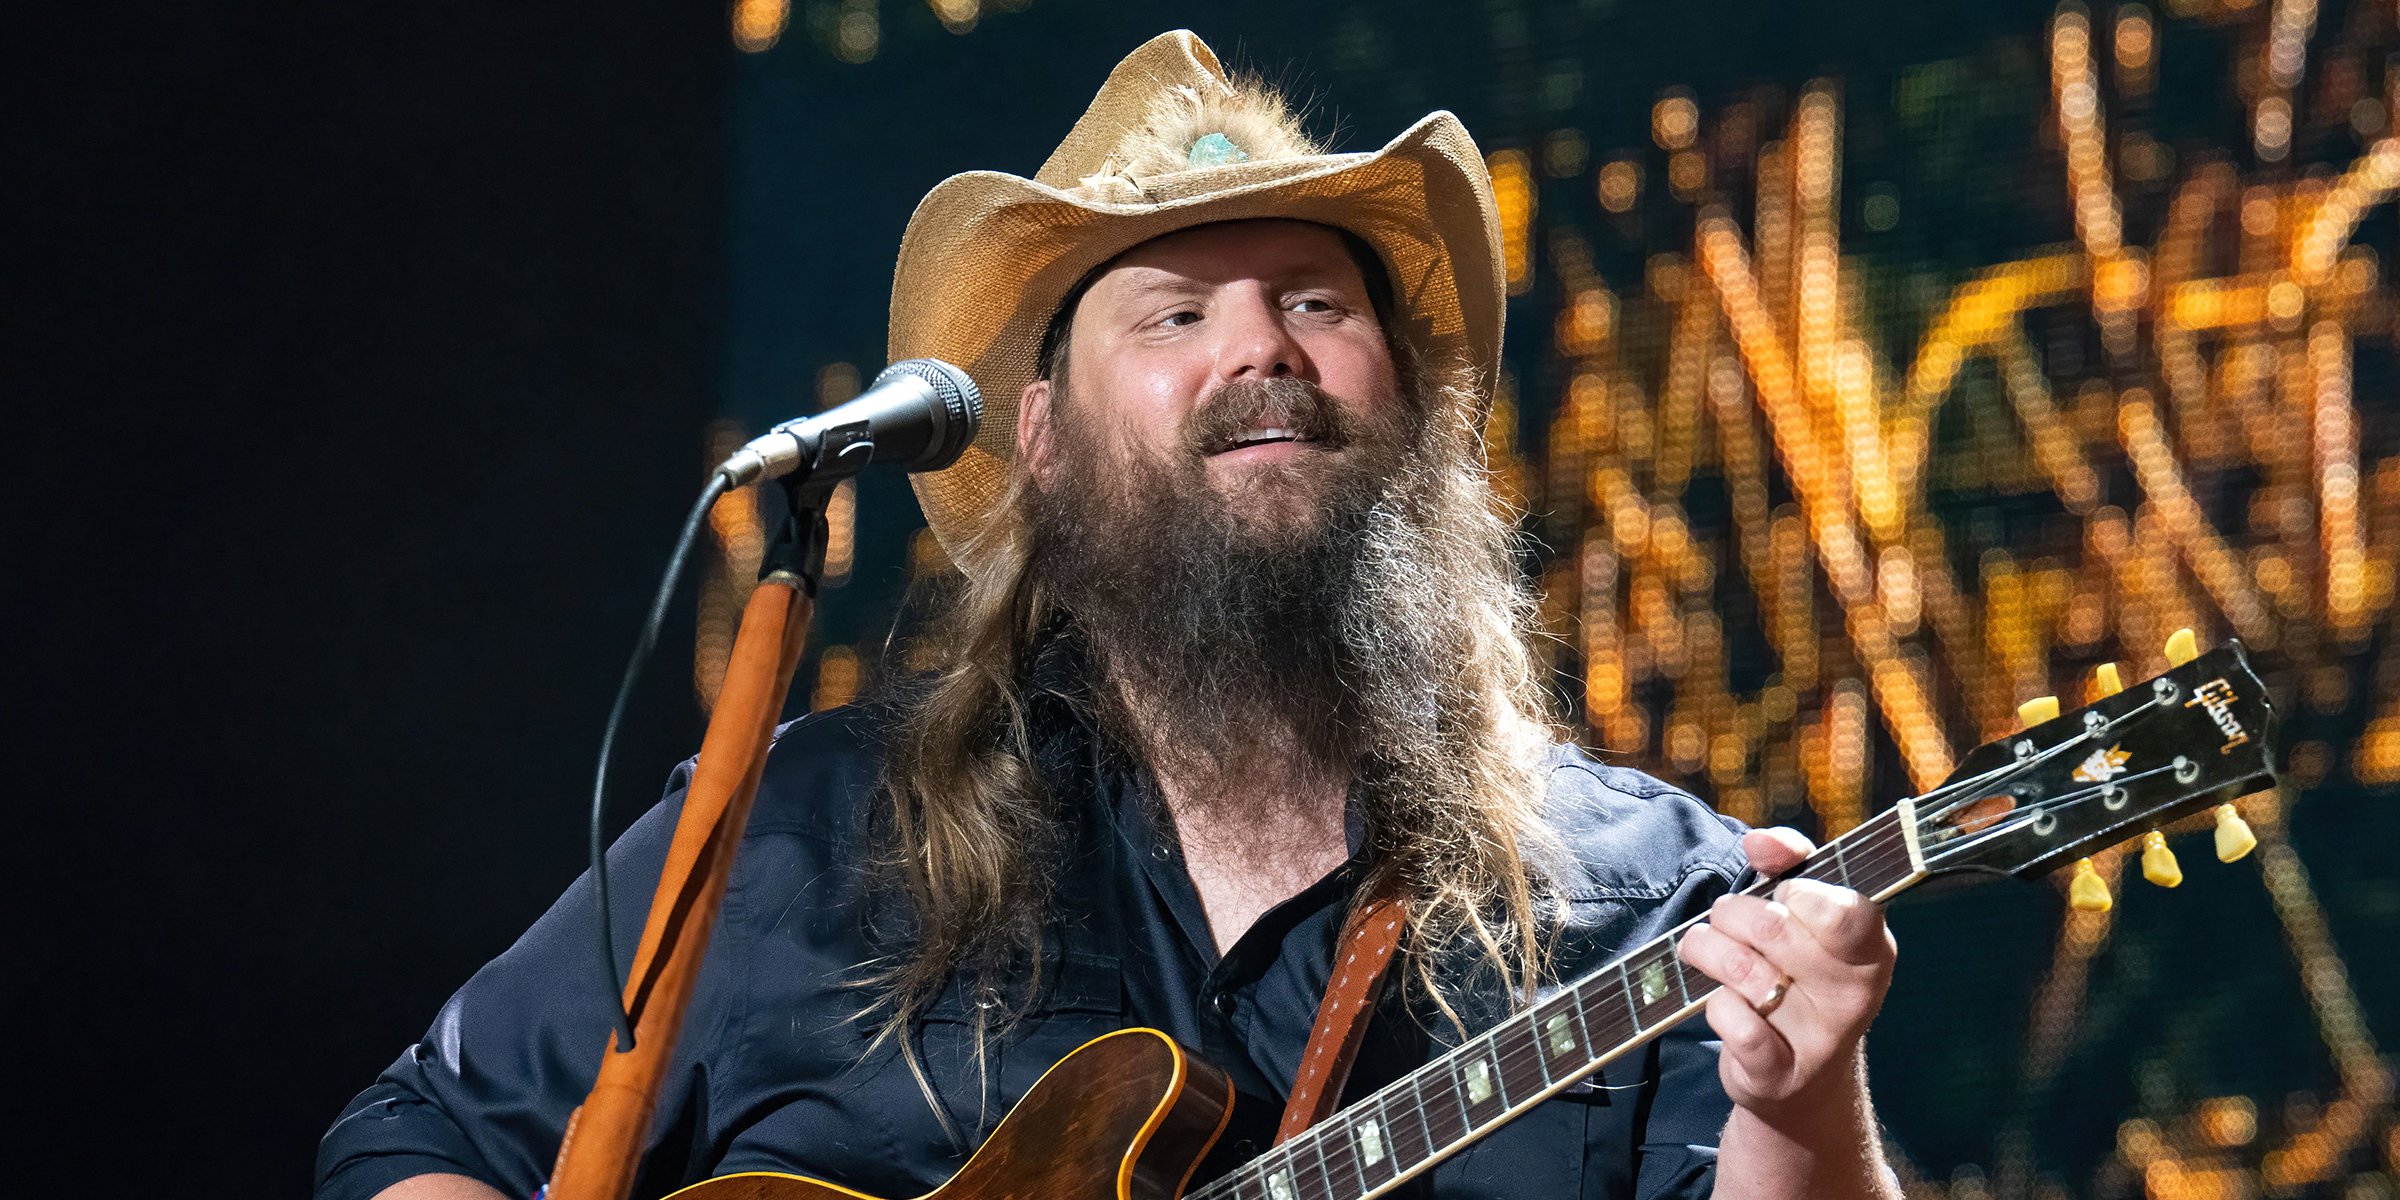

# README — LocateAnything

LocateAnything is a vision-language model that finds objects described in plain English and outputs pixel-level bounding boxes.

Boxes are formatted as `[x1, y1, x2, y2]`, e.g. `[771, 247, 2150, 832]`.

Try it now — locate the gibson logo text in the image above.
[2184, 678, 2251, 754]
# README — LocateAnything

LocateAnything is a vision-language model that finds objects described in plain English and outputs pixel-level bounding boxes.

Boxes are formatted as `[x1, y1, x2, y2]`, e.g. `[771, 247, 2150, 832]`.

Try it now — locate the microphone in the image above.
[715, 358, 982, 487]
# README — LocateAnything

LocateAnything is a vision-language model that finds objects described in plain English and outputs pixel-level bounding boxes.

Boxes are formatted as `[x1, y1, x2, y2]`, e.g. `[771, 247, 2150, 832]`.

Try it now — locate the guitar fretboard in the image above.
[1191, 800, 1926, 1200]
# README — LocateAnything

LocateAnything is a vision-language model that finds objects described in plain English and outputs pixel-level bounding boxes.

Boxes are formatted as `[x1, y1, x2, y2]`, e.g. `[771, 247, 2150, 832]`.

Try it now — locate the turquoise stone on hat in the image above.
[1187, 132, 1248, 168]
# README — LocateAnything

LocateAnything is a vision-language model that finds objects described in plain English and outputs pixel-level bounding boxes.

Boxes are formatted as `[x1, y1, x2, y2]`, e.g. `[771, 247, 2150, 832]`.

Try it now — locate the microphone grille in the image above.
[878, 358, 982, 470]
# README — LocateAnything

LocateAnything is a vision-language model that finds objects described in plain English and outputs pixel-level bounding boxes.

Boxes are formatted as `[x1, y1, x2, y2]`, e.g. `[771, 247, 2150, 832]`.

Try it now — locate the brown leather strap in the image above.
[547, 575, 814, 1200]
[1275, 886, 1409, 1145]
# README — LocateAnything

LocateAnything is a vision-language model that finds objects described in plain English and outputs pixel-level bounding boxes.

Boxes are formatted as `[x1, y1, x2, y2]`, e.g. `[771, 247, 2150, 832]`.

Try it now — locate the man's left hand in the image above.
[1676, 827, 1896, 1118]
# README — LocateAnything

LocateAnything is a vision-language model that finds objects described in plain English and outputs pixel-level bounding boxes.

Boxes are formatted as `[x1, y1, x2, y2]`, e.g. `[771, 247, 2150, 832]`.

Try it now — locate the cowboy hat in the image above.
[889, 29, 1505, 564]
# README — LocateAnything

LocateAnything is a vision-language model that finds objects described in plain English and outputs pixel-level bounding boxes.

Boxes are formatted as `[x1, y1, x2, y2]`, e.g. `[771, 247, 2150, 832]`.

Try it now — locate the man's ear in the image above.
[1016, 378, 1055, 486]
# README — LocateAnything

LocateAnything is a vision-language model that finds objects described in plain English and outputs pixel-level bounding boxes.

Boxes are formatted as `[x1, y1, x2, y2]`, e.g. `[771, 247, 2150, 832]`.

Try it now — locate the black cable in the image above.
[590, 470, 733, 1051]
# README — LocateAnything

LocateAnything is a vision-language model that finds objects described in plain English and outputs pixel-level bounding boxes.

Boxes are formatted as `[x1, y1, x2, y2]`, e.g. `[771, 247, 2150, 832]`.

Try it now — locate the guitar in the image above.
[665, 634, 2280, 1200]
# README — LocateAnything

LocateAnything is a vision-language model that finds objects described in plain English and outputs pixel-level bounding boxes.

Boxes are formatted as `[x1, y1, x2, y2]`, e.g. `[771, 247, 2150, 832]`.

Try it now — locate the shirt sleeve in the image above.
[315, 762, 718, 1200]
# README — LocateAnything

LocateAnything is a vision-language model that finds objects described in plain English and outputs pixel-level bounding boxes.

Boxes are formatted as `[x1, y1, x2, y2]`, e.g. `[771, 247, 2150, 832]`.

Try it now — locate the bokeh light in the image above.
[732, 0, 788, 53]
[725, 3, 2400, 1192]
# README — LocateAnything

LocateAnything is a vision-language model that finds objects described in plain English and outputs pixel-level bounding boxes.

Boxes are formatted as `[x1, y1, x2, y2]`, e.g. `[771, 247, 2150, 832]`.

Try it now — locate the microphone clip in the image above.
[810, 420, 877, 478]
[757, 473, 834, 595]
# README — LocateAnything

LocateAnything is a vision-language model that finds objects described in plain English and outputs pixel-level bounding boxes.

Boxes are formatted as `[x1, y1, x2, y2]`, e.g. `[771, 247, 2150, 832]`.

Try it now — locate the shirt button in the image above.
[1211, 990, 1238, 1017]
[1151, 842, 1175, 863]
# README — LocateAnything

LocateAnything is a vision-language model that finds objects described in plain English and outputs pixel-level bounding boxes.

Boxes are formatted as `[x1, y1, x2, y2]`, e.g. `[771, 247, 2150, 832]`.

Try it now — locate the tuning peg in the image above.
[2165, 627, 2199, 666]
[2069, 857, 2114, 912]
[2140, 830, 2184, 887]
[2214, 803, 2258, 862]
[2018, 695, 2061, 727]
[2089, 662, 2123, 700]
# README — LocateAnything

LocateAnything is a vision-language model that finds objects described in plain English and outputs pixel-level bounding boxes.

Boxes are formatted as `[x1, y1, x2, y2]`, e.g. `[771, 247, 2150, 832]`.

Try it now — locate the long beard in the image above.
[1024, 373, 1501, 814]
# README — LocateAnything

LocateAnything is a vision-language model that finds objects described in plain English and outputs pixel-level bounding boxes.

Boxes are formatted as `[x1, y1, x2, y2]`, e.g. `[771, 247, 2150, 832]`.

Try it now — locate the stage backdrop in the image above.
[714, 1, 2399, 1196]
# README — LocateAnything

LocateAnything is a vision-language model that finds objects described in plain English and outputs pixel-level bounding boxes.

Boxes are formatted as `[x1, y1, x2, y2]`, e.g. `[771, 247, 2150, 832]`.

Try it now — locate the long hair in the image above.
[869, 342, 1567, 1075]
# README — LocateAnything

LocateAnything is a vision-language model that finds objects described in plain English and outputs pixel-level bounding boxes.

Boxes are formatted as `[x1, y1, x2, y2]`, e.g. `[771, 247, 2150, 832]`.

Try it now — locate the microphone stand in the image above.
[545, 475, 830, 1200]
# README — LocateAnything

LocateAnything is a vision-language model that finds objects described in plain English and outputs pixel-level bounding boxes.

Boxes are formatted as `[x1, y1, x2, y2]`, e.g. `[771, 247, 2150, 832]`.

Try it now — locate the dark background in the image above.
[12, 1, 2395, 1197]
[14, 3, 724, 1193]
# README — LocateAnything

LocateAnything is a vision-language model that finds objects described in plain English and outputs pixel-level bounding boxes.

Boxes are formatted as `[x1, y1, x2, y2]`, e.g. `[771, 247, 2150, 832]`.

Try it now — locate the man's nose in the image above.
[1214, 295, 1312, 383]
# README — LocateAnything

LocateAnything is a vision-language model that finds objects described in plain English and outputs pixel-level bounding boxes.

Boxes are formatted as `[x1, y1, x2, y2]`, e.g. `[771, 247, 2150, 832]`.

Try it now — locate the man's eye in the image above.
[1159, 310, 1201, 327]
[1291, 297, 1338, 314]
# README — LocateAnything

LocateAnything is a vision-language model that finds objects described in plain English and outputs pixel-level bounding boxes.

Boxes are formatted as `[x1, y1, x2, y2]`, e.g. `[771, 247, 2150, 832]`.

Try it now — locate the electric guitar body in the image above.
[668, 1028, 1234, 1200]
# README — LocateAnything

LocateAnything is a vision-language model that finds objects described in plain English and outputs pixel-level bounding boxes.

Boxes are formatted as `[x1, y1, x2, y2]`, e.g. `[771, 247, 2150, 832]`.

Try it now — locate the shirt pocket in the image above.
[1443, 1093, 1592, 1200]
[1431, 1062, 1630, 1200]
[989, 952, 1128, 1101]
[898, 952, 1128, 1145]
[1554, 1071, 1638, 1200]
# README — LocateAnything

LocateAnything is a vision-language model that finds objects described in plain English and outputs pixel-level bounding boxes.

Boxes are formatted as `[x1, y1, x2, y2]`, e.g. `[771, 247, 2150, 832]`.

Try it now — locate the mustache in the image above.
[1180, 377, 1354, 457]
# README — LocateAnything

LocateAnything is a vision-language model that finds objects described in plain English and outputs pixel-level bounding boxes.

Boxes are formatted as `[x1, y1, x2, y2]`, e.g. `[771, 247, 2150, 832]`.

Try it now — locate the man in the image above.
[319, 31, 1901, 1200]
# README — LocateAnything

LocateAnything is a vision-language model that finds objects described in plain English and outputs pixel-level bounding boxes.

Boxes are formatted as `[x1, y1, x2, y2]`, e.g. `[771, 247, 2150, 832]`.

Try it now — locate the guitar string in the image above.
[1200, 817, 1924, 1200]
[1900, 694, 2167, 831]
[1916, 761, 2190, 871]
[1218, 883, 1917, 1200]
[1420, 695, 2211, 1196]
[1209, 688, 2201, 1200]
[1210, 819, 1921, 1199]
[1256, 762, 2227, 1200]
[1279, 752, 2219, 1200]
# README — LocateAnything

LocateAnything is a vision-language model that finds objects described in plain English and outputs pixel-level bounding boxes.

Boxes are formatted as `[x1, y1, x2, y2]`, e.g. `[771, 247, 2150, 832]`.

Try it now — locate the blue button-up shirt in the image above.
[317, 678, 1750, 1200]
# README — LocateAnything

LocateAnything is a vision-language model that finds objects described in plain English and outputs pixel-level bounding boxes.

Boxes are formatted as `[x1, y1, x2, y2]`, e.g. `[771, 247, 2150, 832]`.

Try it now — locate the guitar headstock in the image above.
[1908, 633, 2281, 898]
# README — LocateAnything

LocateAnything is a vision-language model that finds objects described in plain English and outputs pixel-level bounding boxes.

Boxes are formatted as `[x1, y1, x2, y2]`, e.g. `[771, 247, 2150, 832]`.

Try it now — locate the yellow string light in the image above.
[1488, 149, 1536, 295]
[732, 0, 789, 52]
[693, 11, 2400, 1187]
[810, 645, 861, 711]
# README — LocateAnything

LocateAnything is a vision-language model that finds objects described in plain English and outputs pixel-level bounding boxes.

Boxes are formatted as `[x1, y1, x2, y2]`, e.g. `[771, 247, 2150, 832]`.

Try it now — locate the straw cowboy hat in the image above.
[889, 29, 1505, 564]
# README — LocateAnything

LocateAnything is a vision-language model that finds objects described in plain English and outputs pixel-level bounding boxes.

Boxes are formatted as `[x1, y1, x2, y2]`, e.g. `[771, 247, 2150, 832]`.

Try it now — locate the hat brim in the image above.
[889, 111, 1505, 568]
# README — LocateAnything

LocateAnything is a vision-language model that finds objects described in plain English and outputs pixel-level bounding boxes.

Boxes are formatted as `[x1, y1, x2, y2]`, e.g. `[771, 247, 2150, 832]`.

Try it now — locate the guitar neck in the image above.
[1190, 800, 1930, 1200]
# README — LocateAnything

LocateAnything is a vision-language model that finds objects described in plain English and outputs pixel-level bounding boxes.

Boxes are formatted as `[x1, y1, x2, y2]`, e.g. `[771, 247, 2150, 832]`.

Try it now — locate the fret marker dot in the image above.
[1546, 1013, 1575, 1054]
[1268, 1169, 1296, 1200]
[1466, 1058, 1494, 1103]
[1639, 960, 1669, 1006]
[1358, 1120, 1386, 1166]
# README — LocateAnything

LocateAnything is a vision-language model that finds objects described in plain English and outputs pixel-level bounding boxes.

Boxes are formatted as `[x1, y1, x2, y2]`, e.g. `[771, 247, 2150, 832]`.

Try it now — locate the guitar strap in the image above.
[1274, 883, 1409, 1145]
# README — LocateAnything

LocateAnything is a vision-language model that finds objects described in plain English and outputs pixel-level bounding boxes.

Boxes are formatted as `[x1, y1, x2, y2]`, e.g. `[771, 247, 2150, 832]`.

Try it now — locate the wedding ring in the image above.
[1756, 974, 1791, 1016]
